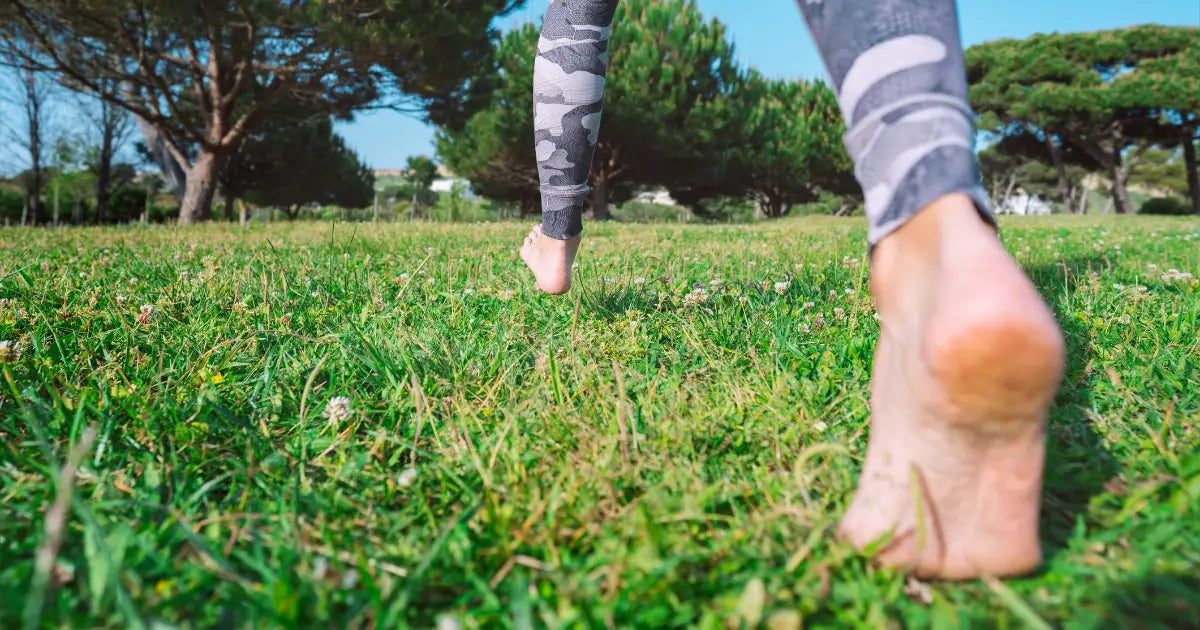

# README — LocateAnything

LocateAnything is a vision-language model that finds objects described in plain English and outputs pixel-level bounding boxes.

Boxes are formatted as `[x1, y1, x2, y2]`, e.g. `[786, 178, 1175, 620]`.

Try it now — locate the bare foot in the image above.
[519, 225, 580, 295]
[839, 194, 1065, 579]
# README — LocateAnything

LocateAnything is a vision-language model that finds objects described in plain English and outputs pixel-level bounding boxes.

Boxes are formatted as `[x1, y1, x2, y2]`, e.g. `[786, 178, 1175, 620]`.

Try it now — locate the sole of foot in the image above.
[519, 224, 580, 295]
[839, 194, 1066, 580]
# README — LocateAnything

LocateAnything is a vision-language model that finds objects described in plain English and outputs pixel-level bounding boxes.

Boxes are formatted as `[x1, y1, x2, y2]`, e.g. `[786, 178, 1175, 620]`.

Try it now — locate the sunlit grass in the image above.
[1, 215, 1198, 628]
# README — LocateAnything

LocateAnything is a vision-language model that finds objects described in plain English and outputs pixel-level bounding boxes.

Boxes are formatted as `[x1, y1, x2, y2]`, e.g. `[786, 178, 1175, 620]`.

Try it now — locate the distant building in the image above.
[996, 193, 1053, 216]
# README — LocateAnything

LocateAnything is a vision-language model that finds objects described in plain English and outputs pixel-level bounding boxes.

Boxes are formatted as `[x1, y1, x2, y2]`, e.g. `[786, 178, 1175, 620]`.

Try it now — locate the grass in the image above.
[1, 215, 1198, 629]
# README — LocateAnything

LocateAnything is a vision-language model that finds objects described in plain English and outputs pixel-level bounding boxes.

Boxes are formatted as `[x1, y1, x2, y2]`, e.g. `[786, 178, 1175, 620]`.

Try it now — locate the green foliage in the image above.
[1139, 196, 1191, 215]
[1, 0, 523, 221]
[439, 0, 743, 215]
[967, 25, 1200, 214]
[1131, 146, 1192, 199]
[106, 188, 148, 223]
[0, 188, 24, 223]
[0, 218, 1198, 627]
[221, 108, 374, 219]
[674, 75, 855, 218]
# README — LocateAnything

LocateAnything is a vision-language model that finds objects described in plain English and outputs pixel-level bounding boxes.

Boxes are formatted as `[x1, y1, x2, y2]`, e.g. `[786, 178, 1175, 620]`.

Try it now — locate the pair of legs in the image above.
[520, 0, 1065, 579]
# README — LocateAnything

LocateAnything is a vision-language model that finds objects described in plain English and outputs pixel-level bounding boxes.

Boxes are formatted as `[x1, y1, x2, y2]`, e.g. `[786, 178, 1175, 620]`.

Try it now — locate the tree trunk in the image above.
[179, 151, 221, 223]
[1107, 126, 1135, 215]
[95, 121, 114, 224]
[1109, 161, 1134, 215]
[1183, 137, 1200, 215]
[1044, 135, 1073, 213]
[133, 113, 187, 203]
[237, 199, 249, 225]
[591, 171, 610, 221]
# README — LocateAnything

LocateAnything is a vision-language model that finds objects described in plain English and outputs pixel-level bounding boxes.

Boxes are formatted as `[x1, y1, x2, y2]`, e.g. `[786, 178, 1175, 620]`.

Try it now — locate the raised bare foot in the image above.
[519, 224, 580, 295]
[839, 194, 1066, 579]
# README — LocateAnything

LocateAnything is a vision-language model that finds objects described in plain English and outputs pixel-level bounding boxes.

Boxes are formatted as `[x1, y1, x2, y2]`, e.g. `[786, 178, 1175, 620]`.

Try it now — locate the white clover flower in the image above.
[397, 467, 418, 488]
[804, 301, 815, 309]
[833, 307, 845, 317]
[710, 278, 723, 288]
[683, 288, 709, 306]
[463, 288, 474, 295]
[1117, 314, 1132, 325]
[1113, 283, 1125, 290]
[828, 290, 837, 298]
[634, 277, 646, 286]
[501, 289, 516, 301]
[436, 615, 462, 630]
[398, 273, 409, 282]
[844, 288, 855, 295]
[116, 295, 129, 304]
[794, 263, 804, 271]
[813, 421, 828, 432]
[137, 304, 155, 325]
[0, 340, 20, 362]
[323, 396, 353, 423]
[1147, 263, 1158, 271]
[128, 277, 139, 286]
[773, 281, 789, 295]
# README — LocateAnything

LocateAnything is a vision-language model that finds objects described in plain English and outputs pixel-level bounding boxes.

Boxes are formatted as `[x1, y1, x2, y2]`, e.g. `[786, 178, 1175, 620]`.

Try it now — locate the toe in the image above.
[532, 225, 544, 236]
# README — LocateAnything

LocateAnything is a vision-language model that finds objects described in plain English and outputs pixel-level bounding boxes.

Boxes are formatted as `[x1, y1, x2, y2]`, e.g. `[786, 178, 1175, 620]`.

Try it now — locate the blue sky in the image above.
[336, 0, 1200, 170]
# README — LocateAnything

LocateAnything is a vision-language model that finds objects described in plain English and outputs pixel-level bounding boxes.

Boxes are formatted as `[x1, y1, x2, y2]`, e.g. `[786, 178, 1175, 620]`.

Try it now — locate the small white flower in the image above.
[1147, 263, 1158, 271]
[311, 291, 320, 298]
[1113, 283, 1124, 290]
[803, 301, 815, 309]
[0, 340, 19, 362]
[634, 277, 646, 286]
[829, 290, 837, 298]
[116, 295, 129, 304]
[397, 467, 418, 488]
[501, 289, 516, 301]
[343, 253, 351, 259]
[436, 615, 462, 630]
[833, 307, 845, 317]
[683, 288, 709, 306]
[844, 288, 855, 295]
[398, 273, 409, 282]
[710, 278, 723, 288]
[813, 421, 828, 432]
[323, 396, 353, 423]
[794, 263, 804, 271]
[128, 277, 138, 286]
[773, 281, 789, 295]
[463, 288, 474, 295]
[1117, 314, 1132, 325]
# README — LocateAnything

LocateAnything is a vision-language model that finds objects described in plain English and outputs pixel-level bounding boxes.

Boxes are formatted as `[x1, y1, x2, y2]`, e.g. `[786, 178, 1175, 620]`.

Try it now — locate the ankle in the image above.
[871, 194, 995, 309]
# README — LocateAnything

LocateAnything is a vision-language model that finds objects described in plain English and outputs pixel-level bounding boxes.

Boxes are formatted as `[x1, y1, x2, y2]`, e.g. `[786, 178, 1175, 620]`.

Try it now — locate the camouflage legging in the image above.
[533, 0, 992, 243]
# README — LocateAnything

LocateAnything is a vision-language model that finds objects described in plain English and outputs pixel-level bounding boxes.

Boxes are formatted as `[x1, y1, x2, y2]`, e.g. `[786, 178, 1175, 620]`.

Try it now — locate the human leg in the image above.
[796, 0, 1065, 578]
[520, 0, 620, 294]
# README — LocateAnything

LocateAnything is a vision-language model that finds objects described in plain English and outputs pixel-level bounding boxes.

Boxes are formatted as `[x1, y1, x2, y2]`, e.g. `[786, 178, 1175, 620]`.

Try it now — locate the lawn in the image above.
[1, 215, 1198, 629]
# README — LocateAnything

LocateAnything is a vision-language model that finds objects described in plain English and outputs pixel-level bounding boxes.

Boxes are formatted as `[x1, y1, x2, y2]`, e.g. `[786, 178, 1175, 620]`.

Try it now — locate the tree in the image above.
[967, 25, 1200, 214]
[221, 109, 374, 220]
[439, 0, 741, 219]
[76, 82, 135, 223]
[0, 64, 52, 225]
[977, 130, 1097, 213]
[1, 0, 523, 223]
[707, 75, 854, 218]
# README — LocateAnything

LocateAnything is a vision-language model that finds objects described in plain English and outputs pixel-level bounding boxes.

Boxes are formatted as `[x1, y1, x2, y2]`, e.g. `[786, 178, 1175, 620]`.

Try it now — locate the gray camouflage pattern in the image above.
[796, 0, 994, 244]
[533, 0, 620, 239]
